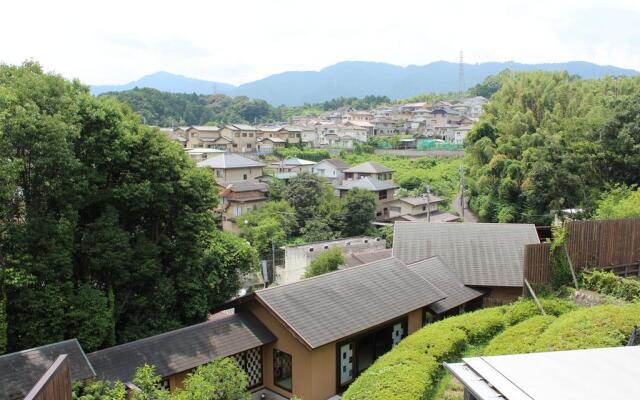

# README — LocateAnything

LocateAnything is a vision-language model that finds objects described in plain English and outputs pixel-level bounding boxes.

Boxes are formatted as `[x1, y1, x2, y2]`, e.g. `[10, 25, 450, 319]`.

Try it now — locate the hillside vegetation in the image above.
[465, 71, 640, 224]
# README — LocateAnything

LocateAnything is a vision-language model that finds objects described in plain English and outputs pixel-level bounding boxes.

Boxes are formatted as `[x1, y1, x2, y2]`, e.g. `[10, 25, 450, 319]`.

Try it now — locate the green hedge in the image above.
[503, 297, 577, 325]
[581, 270, 640, 302]
[273, 148, 331, 162]
[342, 300, 571, 400]
[535, 303, 640, 351]
[484, 315, 558, 356]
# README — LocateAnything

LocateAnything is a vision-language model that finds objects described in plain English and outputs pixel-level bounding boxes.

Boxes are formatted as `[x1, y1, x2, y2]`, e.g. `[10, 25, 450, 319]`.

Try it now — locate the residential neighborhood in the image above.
[3, 4, 640, 400]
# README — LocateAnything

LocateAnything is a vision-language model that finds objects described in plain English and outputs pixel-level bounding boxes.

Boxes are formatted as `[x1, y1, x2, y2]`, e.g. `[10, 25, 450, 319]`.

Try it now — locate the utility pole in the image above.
[459, 164, 465, 220]
[423, 184, 432, 222]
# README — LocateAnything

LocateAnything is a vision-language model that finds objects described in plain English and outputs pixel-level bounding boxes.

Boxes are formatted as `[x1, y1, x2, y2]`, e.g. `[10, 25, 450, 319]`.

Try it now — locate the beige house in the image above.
[185, 126, 227, 149]
[269, 158, 317, 173]
[256, 137, 286, 154]
[218, 181, 268, 233]
[343, 161, 394, 181]
[386, 196, 461, 223]
[220, 124, 259, 153]
[258, 126, 302, 144]
[335, 177, 399, 220]
[197, 153, 265, 184]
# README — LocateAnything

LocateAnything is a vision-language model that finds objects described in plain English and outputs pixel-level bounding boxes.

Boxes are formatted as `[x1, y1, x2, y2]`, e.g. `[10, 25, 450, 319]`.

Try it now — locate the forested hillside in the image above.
[101, 88, 390, 126]
[0, 63, 258, 354]
[465, 71, 640, 224]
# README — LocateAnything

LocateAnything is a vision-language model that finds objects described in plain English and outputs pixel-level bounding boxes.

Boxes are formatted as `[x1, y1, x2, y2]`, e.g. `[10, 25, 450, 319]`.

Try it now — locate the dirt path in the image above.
[452, 191, 479, 222]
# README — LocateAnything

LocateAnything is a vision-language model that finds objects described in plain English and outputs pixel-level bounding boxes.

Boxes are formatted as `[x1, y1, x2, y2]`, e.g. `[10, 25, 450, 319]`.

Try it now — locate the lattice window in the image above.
[339, 342, 353, 385]
[156, 379, 170, 391]
[233, 347, 263, 388]
[392, 323, 404, 346]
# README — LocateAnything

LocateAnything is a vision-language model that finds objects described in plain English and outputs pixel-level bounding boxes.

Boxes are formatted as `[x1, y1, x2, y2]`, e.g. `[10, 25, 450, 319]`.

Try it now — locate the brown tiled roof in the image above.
[87, 313, 275, 383]
[255, 257, 445, 349]
[0, 339, 95, 400]
[407, 257, 484, 314]
[392, 222, 539, 287]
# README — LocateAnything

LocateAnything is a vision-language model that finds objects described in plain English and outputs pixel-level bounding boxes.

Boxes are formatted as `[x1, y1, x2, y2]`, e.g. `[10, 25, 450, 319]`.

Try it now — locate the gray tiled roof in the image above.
[220, 180, 267, 192]
[320, 159, 350, 170]
[344, 161, 393, 173]
[282, 158, 317, 166]
[392, 222, 539, 287]
[407, 257, 484, 314]
[395, 196, 444, 206]
[344, 249, 393, 267]
[336, 177, 398, 191]
[87, 313, 275, 383]
[0, 339, 95, 400]
[197, 153, 265, 169]
[256, 257, 445, 349]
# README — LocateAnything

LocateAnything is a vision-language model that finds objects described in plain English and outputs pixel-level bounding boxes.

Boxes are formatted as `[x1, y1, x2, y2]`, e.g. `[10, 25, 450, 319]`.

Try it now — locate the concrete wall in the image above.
[277, 237, 386, 284]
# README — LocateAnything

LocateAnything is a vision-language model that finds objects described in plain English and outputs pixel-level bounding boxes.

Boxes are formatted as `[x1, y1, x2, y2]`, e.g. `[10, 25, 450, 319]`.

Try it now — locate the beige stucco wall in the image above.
[213, 167, 263, 182]
[221, 199, 266, 233]
[239, 301, 323, 400]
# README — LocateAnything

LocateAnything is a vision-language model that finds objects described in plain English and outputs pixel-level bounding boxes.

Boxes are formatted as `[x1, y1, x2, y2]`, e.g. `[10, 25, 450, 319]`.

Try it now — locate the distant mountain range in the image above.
[91, 61, 639, 105]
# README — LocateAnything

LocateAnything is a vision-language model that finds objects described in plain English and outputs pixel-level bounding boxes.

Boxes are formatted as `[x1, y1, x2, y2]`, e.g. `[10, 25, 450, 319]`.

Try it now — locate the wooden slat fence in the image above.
[24, 355, 72, 400]
[524, 243, 552, 284]
[524, 218, 640, 285]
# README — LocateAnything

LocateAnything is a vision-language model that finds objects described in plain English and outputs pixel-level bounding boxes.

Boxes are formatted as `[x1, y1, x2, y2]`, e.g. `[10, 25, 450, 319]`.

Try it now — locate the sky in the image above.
[2, 0, 639, 86]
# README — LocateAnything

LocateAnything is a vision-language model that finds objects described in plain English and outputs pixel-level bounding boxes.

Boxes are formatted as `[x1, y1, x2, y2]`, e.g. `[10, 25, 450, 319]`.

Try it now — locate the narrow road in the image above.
[452, 191, 479, 223]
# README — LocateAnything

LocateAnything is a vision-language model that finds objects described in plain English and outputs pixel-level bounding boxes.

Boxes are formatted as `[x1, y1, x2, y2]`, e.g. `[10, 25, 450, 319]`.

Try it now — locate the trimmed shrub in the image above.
[504, 298, 576, 325]
[534, 303, 640, 351]
[342, 300, 576, 400]
[484, 315, 557, 356]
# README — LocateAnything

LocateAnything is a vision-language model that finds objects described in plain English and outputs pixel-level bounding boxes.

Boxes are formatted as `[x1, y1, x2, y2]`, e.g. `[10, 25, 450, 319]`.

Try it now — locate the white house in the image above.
[312, 159, 351, 182]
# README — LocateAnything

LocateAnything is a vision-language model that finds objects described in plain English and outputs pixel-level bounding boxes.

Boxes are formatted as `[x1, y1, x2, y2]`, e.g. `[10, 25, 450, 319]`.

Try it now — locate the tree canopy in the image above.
[465, 71, 640, 223]
[0, 63, 257, 354]
[304, 247, 345, 278]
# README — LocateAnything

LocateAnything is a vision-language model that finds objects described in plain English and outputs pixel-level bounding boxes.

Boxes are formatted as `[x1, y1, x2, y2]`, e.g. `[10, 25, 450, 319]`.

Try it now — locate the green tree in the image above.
[305, 247, 345, 278]
[0, 62, 255, 352]
[285, 172, 327, 231]
[594, 185, 640, 220]
[173, 358, 250, 400]
[341, 189, 376, 237]
[241, 201, 297, 256]
[132, 365, 171, 400]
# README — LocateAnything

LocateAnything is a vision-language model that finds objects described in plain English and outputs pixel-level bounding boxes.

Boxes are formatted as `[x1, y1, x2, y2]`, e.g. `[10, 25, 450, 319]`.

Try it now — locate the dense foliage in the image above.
[580, 270, 640, 302]
[304, 247, 345, 278]
[76, 358, 249, 400]
[340, 153, 463, 207]
[465, 71, 640, 223]
[242, 173, 378, 255]
[102, 89, 390, 127]
[0, 63, 257, 353]
[594, 185, 640, 220]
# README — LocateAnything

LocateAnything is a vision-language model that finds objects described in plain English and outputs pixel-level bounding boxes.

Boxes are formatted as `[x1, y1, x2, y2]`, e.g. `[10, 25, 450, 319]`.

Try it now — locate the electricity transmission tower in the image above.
[458, 51, 465, 95]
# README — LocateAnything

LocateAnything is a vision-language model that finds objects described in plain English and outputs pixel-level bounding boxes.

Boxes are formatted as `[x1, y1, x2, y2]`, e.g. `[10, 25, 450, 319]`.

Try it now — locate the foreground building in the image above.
[0, 339, 95, 400]
[445, 346, 640, 400]
[392, 222, 540, 305]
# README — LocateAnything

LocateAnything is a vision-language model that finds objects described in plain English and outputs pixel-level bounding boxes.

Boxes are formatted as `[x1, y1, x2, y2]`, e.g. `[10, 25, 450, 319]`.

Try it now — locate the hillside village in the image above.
[2, 63, 640, 400]
[161, 96, 487, 154]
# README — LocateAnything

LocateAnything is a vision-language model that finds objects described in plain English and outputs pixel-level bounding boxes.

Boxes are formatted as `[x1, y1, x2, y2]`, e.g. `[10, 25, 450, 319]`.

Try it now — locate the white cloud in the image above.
[1, 0, 638, 85]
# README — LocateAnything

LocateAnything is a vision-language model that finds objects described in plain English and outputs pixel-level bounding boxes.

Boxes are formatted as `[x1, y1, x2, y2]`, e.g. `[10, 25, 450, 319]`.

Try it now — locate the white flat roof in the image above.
[445, 346, 640, 400]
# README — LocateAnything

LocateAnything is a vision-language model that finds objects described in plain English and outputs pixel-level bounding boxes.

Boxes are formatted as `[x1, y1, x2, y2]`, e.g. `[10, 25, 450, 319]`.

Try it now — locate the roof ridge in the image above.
[0, 338, 80, 361]
[88, 314, 237, 356]
[256, 255, 407, 294]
